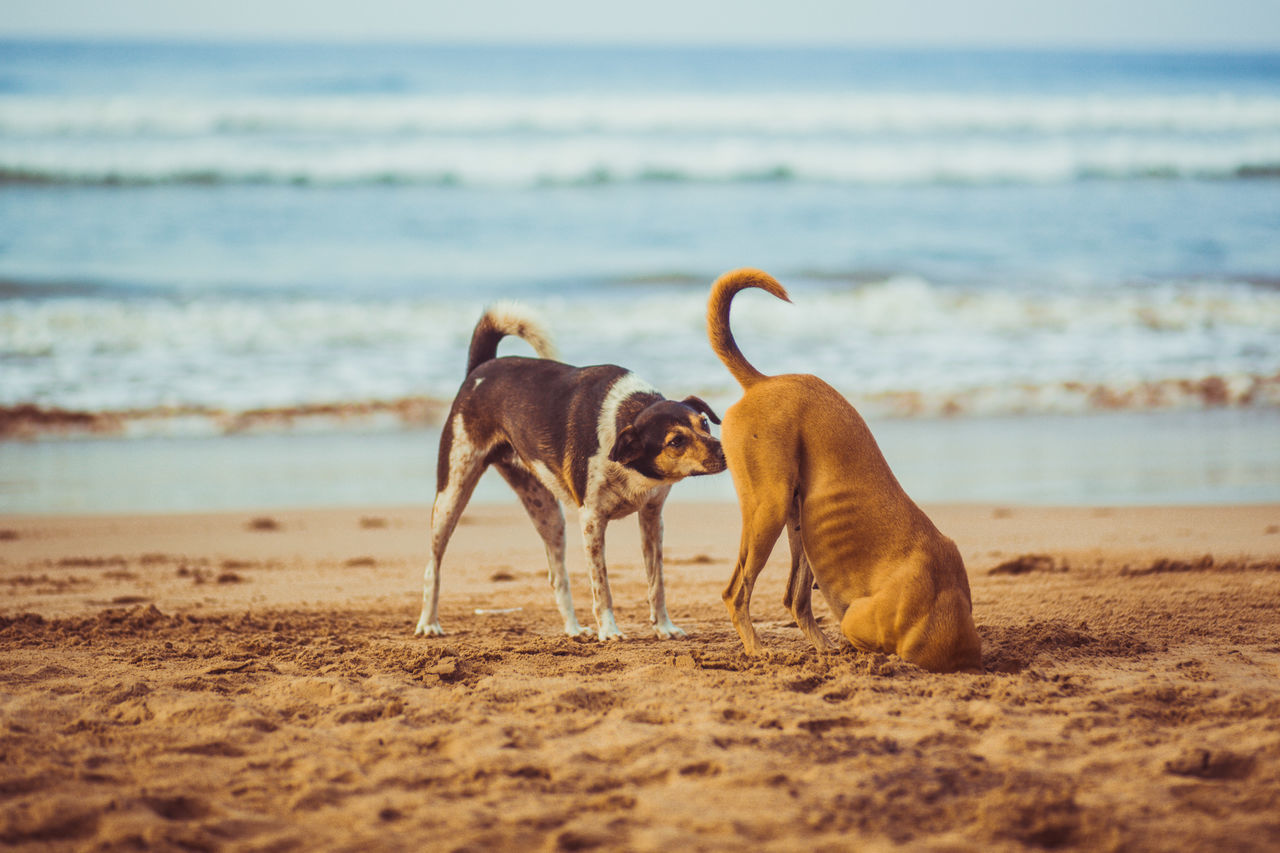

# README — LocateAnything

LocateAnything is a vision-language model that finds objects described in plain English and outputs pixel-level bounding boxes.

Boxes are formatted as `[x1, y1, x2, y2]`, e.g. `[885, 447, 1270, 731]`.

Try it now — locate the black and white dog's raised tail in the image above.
[415, 302, 726, 641]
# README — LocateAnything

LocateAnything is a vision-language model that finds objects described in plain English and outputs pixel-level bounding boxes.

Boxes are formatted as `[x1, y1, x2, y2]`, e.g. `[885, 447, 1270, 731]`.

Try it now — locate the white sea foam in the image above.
[4, 279, 1279, 427]
[3, 134, 1277, 186]
[4, 93, 1280, 136]
[3, 92, 1279, 186]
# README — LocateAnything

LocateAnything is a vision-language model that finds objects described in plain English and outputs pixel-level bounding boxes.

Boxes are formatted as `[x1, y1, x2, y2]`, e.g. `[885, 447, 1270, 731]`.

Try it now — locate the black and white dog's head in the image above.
[609, 396, 726, 481]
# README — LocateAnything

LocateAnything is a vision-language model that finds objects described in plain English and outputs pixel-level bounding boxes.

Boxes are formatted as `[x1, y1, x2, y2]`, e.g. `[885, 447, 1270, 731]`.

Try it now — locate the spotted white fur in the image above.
[576, 372, 683, 640]
[639, 486, 684, 638]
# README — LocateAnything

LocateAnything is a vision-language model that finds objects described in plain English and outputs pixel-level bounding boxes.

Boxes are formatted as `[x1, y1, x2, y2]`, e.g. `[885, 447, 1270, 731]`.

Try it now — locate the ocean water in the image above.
[3, 42, 1280, 424]
[1, 41, 1279, 509]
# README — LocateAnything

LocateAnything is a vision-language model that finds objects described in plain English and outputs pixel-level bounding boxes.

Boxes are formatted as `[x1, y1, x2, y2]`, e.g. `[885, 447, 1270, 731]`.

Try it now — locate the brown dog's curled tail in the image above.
[707, 268, 791, 389]
[466, 301, 559, 376]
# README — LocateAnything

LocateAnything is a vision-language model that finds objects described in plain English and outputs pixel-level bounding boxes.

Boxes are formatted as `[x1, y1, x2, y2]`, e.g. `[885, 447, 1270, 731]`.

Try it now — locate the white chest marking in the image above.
[585, 373, 665, 518]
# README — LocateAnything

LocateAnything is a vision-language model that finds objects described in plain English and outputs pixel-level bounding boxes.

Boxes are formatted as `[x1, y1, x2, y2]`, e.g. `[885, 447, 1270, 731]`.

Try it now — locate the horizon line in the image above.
[3, 32, 1280, 54]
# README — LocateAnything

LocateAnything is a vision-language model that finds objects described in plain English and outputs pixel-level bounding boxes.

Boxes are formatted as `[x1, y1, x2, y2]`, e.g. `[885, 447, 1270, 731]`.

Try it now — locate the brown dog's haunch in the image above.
[707, 268, 982, 673]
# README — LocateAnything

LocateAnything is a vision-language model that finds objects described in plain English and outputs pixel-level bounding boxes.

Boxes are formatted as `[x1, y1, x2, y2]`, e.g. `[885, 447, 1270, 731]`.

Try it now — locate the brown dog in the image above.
[707, 268, 982, 673]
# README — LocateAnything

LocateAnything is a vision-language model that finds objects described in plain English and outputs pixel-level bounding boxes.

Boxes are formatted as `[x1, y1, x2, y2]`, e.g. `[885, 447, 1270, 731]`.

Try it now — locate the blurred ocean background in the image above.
[2, 41, 1279, 510]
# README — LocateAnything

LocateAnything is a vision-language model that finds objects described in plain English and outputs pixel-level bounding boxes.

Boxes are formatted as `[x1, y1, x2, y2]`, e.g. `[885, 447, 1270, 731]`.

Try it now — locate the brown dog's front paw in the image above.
[731, 626, 766, 657]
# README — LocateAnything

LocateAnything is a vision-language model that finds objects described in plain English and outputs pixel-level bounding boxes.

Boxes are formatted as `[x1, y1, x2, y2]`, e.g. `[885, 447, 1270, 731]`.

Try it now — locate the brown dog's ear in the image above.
[681, 395, 721, 425]
[609, 425, 645, 465]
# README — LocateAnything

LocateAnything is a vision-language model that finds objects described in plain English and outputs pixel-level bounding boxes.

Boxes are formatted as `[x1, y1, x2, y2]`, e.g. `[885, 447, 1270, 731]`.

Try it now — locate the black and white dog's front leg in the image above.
[579, 510, 624, 641]
[639, 489, 684, 639]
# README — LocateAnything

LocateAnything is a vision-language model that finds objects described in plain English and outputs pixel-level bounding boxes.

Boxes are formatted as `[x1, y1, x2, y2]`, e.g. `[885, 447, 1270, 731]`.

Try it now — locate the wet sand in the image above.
[2, 502, 1279, 850]
[4, 408, 1280, 515]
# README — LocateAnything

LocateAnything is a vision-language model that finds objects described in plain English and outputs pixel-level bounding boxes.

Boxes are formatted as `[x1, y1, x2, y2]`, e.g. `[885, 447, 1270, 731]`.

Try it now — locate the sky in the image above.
[2, 0, 1279, 48]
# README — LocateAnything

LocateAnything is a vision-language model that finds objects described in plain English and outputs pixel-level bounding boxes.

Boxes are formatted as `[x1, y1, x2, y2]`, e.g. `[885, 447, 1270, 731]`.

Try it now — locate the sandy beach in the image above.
[2, 500, 1279, 851]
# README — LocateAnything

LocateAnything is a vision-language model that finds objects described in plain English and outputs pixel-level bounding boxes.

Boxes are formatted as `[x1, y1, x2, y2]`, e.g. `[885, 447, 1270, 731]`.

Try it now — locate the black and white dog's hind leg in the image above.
[493, 455, 593, 638]
[415, 416, 595, 639]
[415, 413, 489, 637]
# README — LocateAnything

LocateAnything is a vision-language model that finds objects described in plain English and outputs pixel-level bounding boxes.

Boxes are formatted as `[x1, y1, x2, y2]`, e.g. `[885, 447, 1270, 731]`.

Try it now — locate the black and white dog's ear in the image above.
[609, 425, 645, 464]
[681, 395, 721, 425]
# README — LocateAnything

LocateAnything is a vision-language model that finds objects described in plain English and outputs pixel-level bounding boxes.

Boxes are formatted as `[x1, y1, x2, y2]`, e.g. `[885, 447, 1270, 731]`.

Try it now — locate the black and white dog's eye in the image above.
[699, 417, 709, 431]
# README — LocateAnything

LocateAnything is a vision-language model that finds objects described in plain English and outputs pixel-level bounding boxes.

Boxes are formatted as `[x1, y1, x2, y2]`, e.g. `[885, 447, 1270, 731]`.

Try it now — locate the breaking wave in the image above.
[2, 92, 1279, 187]
[4, 275, 1280, 438]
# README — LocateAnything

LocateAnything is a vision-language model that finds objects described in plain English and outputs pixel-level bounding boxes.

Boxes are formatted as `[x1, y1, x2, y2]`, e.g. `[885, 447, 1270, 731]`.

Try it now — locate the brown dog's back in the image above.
[723, 373, 905, 575]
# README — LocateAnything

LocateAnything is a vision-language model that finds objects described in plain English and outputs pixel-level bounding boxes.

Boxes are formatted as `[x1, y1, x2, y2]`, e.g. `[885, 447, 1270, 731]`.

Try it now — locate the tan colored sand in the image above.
[2, 502, 1279, 851]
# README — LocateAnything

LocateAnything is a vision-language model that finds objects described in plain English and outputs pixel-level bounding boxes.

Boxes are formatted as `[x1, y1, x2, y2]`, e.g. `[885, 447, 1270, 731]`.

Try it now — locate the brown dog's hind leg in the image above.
[783, 496, 836, 651]
[841, 589, 983, 673]
[723, 489, 789, 655]
[839, 594, 888, 658]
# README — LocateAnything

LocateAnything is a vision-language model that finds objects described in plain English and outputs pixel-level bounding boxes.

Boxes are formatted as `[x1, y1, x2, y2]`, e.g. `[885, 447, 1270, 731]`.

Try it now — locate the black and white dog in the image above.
[414, 303, 726, 641]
